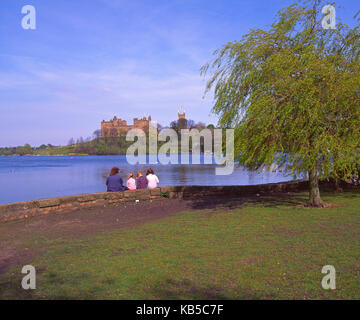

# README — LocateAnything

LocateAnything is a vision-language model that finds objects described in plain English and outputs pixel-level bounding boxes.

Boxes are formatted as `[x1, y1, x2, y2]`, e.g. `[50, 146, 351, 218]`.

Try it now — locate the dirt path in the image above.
[0, 199, 197, 273]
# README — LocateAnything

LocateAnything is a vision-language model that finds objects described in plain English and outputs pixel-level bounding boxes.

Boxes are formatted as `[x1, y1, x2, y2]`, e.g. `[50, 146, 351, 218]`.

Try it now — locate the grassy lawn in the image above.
[0, 191, 359, 299]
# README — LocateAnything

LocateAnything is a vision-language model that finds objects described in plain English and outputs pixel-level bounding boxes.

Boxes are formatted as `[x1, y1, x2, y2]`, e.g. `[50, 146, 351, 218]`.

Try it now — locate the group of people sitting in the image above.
[106, 167, 159, 192]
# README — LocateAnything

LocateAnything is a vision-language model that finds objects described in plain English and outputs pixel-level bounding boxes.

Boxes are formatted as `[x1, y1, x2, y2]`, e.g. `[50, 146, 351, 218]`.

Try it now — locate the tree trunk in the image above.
[334, 178, 343, 192]
[309, 168, 323, 207]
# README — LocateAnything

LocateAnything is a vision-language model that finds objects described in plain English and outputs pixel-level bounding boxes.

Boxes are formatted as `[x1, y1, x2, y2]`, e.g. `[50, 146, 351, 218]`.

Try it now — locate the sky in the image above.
[0, 0, 359, 147]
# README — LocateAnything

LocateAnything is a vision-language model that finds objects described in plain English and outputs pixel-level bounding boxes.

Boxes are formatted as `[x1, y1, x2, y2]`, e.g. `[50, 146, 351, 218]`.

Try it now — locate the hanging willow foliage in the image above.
[202, 0, 360, 206]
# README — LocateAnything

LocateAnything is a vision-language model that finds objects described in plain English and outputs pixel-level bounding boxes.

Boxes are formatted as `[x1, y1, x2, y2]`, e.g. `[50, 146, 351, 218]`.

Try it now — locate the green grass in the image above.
[1, 191, 359, 299]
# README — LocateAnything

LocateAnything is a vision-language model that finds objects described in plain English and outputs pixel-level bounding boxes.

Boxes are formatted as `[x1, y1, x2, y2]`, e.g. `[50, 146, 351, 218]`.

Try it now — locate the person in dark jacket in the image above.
[136, 171, 148, 189]
[106, 167, 125, 192]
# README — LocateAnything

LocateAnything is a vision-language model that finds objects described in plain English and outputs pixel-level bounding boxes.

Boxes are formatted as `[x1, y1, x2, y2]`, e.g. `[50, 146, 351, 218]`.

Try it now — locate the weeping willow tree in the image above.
[201, 0, 360, 207]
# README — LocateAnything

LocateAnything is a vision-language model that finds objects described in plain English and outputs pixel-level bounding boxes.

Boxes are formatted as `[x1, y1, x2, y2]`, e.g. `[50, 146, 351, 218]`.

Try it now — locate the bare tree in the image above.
[195, 122, 206, 130]
[157, 123, 163, 132]
[93, 129, 101, 139]
[68, 138, 75, 146]
[187, 119, 196, 129]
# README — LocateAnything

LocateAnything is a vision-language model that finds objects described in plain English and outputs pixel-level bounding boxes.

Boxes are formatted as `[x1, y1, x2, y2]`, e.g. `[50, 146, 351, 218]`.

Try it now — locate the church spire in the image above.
[178, 105, 185, 119]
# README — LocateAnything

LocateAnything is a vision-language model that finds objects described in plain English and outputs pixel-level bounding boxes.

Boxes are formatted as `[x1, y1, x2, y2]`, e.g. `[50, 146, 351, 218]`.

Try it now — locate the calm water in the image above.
[0, 155, 293, 204]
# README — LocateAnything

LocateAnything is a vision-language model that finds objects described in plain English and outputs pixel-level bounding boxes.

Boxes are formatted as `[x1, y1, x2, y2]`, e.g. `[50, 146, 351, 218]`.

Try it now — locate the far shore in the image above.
[0, 154, 90, 157]
[1, 152, 213, 157]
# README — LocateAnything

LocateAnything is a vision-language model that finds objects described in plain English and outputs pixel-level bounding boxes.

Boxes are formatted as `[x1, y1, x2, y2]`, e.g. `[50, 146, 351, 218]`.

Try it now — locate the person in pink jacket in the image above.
[126, 173, 136, 190]
[146, 168, 159, 189]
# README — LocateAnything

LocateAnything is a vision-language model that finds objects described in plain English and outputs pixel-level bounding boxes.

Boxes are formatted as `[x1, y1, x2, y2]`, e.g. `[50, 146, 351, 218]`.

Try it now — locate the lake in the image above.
[0, 155, 293, 204]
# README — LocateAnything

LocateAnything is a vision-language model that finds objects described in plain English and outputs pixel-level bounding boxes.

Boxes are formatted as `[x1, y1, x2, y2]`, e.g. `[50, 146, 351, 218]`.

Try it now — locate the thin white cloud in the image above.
[0, 56, 217, 146]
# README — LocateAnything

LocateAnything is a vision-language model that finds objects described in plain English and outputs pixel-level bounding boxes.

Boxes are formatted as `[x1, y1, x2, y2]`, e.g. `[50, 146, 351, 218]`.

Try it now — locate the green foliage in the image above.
[0, 135, 210, 156]
[160, 191, 170, 198]
[202, 0, 360, 205]
[16, 144, 33, 156]
[169, 118, 201, 132]
[0, 147, 16, 156]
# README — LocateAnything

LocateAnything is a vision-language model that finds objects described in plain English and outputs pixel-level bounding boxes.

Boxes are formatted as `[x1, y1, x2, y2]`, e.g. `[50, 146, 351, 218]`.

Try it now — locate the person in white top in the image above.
[146, 168, 159, 189]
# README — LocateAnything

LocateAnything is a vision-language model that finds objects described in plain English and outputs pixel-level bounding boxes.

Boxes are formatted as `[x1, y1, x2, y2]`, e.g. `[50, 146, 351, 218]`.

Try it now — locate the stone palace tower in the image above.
[101, 115, 151, 137]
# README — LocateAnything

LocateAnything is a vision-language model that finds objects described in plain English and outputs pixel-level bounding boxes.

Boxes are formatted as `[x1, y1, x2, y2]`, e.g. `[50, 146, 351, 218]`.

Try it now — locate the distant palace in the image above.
[101, 116, 152, 137]
[101, 108, 186, 138]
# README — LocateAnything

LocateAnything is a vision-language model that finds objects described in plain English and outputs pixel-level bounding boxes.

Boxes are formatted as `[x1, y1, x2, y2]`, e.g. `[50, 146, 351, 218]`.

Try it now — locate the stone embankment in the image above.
[0, 180, 314, 223]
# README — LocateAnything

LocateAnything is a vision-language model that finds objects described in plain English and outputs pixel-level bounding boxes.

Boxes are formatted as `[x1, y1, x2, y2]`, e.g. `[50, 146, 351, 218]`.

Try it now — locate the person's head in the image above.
[110, 167, 119, 176]
[136, 171, 143, 178]
[146, 168, 154, 176]
[128, 173, 133, 179]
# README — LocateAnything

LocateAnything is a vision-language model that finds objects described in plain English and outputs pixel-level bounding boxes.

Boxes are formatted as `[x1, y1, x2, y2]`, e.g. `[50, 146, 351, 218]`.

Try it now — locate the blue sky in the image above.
[0, 0, 359, 146]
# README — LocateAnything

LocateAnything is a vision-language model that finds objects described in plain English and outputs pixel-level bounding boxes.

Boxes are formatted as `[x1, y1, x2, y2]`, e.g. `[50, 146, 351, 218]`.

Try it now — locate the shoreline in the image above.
[0, 154, 90, 157]
[0, 180, 312, 223]
[0, 152, 214, 156]
[1, 180, 357, 223]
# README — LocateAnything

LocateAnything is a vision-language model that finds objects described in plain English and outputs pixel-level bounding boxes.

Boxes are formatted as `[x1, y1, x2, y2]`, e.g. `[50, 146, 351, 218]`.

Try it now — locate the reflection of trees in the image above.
[248, 170, 256, 185]
[177, 165, 188, 185]
[97, 156, 294, 189]
[176, 163, 214, 185]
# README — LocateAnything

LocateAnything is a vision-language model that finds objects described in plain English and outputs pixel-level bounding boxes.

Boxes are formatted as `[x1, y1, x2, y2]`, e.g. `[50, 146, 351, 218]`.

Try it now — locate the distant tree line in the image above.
[0, 143, 56, 156]
[0, 119, 217, 156]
